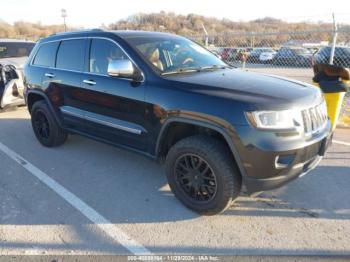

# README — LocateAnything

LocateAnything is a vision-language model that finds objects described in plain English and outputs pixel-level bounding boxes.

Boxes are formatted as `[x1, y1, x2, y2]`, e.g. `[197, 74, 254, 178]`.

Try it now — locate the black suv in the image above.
[313, 46, 350, 68]
[24, 30, 332, 215]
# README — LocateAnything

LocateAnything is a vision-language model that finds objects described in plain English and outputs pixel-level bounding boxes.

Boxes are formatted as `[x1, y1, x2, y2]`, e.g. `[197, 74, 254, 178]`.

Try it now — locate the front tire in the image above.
[165, 135, 242, 215]
[31, 100, 67, 147]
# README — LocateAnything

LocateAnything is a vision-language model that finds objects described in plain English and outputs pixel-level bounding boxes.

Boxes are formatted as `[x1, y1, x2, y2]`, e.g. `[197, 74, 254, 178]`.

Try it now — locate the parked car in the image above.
[220, 48, 238, 62]
[220, 47, 248, 64]
[24, 30, 331, 215]
[247, 48, 274, 63]
[313, 46, 350, 68]
[259, 49, 277, 63]
[0, 39, 35, 109]
[273, 47, 312, 67]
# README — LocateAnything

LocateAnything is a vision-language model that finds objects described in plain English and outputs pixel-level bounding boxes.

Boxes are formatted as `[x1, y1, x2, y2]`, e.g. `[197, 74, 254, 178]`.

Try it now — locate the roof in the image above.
[47, 29, 178, 39]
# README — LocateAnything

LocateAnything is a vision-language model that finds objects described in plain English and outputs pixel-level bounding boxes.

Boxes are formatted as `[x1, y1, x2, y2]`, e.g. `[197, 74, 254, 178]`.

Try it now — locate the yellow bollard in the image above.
[312, 80, 348, 130]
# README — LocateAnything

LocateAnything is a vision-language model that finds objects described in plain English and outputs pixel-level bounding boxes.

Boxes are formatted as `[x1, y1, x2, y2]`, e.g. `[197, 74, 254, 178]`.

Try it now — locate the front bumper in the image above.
[238, 125, 332, 194]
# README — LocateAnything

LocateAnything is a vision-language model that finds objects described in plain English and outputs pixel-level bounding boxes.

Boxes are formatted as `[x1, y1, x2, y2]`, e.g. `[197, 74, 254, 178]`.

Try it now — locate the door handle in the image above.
[44, 73, 55, 78]
[83, 79, 96, 85]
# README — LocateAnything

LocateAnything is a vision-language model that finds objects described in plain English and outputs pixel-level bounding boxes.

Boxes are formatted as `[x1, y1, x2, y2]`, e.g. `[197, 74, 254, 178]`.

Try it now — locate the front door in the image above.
[78, 38, 147, 151]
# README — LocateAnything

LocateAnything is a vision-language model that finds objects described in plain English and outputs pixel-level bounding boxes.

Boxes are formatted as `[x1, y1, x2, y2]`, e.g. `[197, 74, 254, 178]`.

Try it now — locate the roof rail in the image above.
[49, 28, 105, 37]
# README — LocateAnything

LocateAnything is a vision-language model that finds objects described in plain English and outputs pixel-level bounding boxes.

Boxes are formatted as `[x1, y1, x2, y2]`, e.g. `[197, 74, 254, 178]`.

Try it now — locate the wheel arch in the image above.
[27, 90, 62, 126]
[155, 117, 247, 178]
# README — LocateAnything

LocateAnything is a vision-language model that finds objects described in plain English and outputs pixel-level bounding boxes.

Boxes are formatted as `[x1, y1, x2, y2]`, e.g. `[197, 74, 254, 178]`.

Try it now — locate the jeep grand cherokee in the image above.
[23, 30, 332, 215]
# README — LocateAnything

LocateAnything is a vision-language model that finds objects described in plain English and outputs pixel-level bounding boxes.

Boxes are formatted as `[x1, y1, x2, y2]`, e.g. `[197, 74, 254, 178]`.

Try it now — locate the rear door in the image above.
[26, 41, 59, 105]
[45, 39, 87, 132]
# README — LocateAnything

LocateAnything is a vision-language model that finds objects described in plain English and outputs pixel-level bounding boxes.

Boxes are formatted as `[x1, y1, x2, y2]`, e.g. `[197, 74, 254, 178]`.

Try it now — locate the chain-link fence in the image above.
[186, 28, 350, 123]
[187, 28, 349, 68]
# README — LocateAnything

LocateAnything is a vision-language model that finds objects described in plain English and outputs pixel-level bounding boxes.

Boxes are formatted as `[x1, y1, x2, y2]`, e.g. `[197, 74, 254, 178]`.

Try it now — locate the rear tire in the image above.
[31, 100, 67, 147]
[165, 135, 241, 215]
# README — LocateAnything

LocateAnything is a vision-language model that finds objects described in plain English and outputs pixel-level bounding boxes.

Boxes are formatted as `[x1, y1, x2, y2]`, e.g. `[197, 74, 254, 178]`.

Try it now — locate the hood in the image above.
[0, 57, 28, 69]
[164, 68, 322, 110]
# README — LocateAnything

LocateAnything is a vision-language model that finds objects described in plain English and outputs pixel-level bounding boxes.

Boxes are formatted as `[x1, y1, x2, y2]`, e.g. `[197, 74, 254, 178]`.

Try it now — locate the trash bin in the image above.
[313, 53, 350, 130]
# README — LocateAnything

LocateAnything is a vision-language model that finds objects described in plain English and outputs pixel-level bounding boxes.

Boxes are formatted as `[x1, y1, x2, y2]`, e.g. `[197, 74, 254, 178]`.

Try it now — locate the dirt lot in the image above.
[0, 107, 349, 257]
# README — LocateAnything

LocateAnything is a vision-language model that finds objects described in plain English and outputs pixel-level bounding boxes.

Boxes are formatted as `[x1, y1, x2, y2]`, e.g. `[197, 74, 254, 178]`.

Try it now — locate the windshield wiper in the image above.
[197, 65, 228, 71]
[161, 65, 228, 76]
[161, 68, 199, 76]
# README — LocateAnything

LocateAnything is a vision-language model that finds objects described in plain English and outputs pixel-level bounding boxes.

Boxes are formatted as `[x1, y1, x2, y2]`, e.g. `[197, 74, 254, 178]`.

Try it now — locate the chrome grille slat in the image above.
[302, 102, 327, 134]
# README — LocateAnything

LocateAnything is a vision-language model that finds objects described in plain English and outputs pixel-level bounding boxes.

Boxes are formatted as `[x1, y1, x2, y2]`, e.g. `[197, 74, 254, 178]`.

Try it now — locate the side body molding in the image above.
[60, 106, 147, 135]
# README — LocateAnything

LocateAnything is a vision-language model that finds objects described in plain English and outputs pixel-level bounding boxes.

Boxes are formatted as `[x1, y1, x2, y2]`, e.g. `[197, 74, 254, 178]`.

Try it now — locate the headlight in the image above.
[246, 109, 302, 130]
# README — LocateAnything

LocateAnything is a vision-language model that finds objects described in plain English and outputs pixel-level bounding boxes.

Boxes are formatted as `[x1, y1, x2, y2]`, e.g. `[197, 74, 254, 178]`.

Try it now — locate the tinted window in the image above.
[33, 42, 59, 67]
[124, 36, 226, 74]
[89, 39, 128, 75]
[316, 47, 350, 57]
[56, 40, 85, 71]
[277, 48, 294, 57]
[0, 42, 35, 59]
[335, 47, 350, 57]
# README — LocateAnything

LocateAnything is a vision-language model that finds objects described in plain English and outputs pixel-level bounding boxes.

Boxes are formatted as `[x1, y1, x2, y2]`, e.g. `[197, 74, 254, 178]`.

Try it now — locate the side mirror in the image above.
[107, 59, 135, 78]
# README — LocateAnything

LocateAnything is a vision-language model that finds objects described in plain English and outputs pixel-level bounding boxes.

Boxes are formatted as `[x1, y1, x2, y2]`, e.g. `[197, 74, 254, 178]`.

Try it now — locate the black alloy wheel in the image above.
[174, 153, 217, 202]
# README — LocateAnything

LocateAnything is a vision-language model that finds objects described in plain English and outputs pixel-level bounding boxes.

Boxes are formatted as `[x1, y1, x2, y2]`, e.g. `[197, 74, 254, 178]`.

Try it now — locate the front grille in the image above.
[302, 101, 328, 134]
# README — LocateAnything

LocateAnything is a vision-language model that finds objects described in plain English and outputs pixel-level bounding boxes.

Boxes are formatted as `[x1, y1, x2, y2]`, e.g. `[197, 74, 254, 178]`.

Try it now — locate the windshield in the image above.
[251, 48, 270, 55]
[0, 42, 35, 59]
[294, 48, 311, 55]
[124, 35, 227, 75]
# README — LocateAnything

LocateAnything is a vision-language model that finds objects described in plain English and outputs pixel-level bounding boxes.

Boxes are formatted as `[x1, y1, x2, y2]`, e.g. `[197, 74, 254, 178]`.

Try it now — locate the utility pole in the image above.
[201, 23, 209, 48]
[61, 9, 67, 32]
[329, 12, 337, 65]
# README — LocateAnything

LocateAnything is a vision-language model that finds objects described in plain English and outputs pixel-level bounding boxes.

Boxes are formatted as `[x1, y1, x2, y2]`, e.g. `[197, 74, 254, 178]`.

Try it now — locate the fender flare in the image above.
[155, 117, 247, 178]
[26, 89, 63, 127]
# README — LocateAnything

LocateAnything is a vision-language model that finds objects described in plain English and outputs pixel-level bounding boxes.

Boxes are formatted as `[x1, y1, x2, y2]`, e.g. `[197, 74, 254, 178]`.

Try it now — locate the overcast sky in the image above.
[2, 0, 350, 27]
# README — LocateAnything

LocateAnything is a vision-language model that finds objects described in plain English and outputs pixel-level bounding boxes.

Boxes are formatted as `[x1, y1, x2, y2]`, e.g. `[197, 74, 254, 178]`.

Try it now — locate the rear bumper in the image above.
[242, 130, 333, 194]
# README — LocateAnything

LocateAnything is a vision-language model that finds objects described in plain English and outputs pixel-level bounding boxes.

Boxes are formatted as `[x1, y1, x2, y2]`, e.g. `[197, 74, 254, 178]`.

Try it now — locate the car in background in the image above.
[272, 47, 312, 67]
[220, 47, 248, 64]
[247, 48, 274, 63]
[313, 46, 350, 68]
[0, 39, 35, 109]
[220, 48, 238, 62]
[259, 49, 277, 63]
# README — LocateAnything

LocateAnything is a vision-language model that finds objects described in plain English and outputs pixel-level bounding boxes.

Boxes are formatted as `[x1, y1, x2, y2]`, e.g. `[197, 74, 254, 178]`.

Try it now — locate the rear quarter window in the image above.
[56, 39, 85, 71]
[33, 42, 59, 67]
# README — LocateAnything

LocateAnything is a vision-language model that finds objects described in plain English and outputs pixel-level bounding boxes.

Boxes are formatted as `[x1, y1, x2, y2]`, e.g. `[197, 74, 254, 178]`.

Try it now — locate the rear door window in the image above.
[33, 42, 59, 67]
[56, 39, 85, 71]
